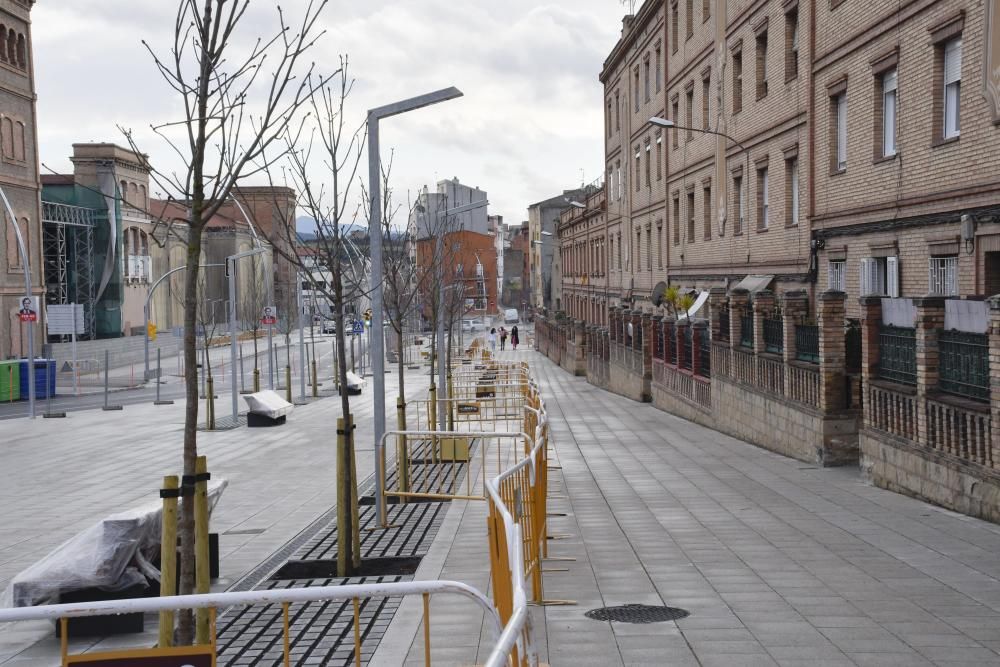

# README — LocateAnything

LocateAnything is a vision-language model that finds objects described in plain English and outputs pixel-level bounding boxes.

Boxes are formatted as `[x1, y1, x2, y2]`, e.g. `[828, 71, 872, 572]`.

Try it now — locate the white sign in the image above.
[47, 304, 85, 335]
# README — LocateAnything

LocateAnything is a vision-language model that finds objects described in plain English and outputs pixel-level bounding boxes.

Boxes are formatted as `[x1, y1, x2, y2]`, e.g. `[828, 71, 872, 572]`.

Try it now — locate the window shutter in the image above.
[944, 39, 962, 85]
[886, 256, 899, 297]
[828, 262, 837, 290]
[859, 258, 872, 295]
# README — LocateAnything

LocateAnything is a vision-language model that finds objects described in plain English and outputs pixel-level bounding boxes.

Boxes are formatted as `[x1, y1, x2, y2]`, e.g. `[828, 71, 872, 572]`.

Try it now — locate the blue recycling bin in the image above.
[19, 359, 56, 399]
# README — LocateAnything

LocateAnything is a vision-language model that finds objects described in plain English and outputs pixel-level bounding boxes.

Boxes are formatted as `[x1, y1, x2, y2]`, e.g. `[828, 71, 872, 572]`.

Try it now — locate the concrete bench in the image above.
[342, 371, 365, 396]
[243, 390, 294, 427]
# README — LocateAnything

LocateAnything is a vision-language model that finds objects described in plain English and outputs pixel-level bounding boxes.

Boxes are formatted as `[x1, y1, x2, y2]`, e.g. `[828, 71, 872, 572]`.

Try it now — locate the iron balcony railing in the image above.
[717, 309, 730, 342]
[739, 314, 754, 349]
[763, 316, 783, 355]
[938, 330, 989, 401]
[699, 328, 711, 378]
[877, 325, 917, 385]
[795, 324, 819, 363]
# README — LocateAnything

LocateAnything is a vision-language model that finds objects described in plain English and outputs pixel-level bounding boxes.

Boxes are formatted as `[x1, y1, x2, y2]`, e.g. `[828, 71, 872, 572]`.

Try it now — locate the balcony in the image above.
[125, 255, 152, 284]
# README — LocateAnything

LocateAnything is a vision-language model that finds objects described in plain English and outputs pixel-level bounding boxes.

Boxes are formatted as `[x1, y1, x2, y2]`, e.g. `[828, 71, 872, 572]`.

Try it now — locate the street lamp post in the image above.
[0, 186, 35, 419]
[227, 248, 268, 423]
[367, 87, 464, 528]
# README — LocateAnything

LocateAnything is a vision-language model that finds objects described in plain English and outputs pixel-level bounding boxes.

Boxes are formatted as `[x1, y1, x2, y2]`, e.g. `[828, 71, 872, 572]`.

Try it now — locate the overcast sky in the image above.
[32, 1, 628, 227]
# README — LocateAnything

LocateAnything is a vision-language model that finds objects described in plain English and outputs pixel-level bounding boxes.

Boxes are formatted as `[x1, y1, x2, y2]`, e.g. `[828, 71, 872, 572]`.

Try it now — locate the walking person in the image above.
[511, 325, 519, 351]
[488, 327, 498, 354]
[499, 326, 508, 351]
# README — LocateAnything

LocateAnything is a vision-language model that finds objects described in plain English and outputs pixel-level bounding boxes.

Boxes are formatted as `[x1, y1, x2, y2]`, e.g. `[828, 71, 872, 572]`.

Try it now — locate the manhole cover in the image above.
[585, 604, 689, 624]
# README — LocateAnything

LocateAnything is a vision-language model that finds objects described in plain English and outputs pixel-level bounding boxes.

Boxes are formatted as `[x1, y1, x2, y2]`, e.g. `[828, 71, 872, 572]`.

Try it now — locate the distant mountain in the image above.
[296, 215, 408, 241]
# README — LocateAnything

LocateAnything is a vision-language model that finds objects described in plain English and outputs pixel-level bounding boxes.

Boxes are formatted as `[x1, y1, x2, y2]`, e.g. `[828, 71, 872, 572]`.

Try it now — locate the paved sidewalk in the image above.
[387, 349, 1000, 666]
[0, 359, 432, 665]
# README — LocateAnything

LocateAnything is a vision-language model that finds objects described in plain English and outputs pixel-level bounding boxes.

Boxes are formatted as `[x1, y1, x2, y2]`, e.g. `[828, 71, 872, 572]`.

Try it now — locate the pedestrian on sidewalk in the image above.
[511, 325, 519, 350]
[488, 328, 498, 353]
[499, 327, 508, 351]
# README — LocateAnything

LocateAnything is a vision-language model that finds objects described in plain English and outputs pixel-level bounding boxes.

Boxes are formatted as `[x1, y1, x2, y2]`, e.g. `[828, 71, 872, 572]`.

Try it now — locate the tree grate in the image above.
[585, 604, 690, 624]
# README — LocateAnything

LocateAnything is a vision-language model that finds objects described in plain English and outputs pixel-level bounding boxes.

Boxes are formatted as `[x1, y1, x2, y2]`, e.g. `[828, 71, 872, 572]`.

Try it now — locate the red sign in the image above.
[18, 310, 36, 323]
[261, 306, 277, 325]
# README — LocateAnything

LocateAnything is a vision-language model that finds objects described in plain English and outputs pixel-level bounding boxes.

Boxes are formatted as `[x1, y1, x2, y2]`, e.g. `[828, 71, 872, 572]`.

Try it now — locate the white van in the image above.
[503, 308, 519, 325]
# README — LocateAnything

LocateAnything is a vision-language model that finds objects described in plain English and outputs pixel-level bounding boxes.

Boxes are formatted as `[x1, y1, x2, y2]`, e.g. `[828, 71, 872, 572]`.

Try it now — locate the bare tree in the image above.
[238, 253, 269, 388]
[263, 58, 370, 576]
[122, 0, 329, 642]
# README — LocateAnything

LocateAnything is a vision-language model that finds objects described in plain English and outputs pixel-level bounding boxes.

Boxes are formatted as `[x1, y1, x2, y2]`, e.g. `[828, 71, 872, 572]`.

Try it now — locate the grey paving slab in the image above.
[383, 347, 1000, 666]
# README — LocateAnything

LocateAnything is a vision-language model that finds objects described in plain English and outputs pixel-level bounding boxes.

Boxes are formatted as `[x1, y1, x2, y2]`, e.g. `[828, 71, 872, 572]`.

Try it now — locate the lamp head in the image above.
[649, 117, 675, 129]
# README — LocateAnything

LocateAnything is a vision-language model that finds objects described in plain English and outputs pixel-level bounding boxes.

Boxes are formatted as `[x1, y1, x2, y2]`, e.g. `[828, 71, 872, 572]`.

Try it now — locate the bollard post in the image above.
[285, 366, 292, 404]
[102, 349, 122, 411]
[311, 360, 318, 398]
[206, 376, 215, 430]
[158, 475, 179, 647]
[428, 384, 438, 463]
[194, 456, 211, 644]
[253, 367, 260, 393]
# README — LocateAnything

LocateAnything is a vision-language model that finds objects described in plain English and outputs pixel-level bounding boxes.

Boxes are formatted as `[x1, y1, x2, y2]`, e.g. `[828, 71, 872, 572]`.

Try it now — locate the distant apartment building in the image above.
[527, 187, 597, 313]
[0, 0, 42, 358]
[558, 186, 610, 325]
[502, 222, 531, 313]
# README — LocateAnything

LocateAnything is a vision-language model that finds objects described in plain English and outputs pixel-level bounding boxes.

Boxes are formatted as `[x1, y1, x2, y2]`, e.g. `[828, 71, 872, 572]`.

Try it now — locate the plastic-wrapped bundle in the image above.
[2, 480, 226, 608]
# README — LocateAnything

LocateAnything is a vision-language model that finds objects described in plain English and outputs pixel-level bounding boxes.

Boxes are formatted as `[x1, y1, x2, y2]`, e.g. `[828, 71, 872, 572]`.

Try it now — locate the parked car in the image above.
[462, 318, 486, 333]
[503, 308, 519, 325]
[321, 320, 336, 334]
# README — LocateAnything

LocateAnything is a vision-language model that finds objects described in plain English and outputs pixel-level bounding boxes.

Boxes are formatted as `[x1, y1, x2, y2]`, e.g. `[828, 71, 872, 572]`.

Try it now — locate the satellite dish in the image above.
[688, 291, 710, 318]
[651, 281, 668, 307]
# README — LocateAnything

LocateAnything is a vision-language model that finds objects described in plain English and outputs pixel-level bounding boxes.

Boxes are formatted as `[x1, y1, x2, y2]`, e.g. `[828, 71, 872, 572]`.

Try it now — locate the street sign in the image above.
[352, 320, 364, 334]
[17, 296, 37, 323]
[261, 305, 278, 325]
[47, 303, 84, 335]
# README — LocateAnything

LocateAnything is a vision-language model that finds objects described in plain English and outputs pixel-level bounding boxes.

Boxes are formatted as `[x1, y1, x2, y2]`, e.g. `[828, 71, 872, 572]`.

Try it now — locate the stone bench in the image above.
[243, 390, 294, 427]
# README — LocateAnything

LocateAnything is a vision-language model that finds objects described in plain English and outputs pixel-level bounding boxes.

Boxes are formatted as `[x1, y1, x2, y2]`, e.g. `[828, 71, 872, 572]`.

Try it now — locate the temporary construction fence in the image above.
[0, 343, 552, 667]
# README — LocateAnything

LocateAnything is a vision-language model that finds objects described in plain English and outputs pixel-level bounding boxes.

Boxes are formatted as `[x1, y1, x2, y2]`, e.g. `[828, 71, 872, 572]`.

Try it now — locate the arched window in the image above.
[1, 117, 12, 160]
[15, 33, 24, 69]
[139, 230, 148, 256]
[0, 25, 7, 63]
[13, 121, 24, 161]
[139, 184, 147, 208]
[129, 182, 138, 206]
[6, 29, 15, 65]
[120, 180, 128, 205]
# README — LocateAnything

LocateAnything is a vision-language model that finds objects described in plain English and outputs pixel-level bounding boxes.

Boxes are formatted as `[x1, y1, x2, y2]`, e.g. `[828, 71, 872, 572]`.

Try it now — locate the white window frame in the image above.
[836, 93, 847, 170]
[790, 159, 799, 225]
[943, 38, 962, 139]
[928, 256, 958, 296]
[882, 69, 897, 157]
[859, 256, 899, 297]
[759, 167, 769, 229]
[828, 260, 846, 292]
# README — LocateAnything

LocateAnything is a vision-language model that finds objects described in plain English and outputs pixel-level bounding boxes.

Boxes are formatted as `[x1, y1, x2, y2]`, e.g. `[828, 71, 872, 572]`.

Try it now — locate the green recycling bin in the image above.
[0, 360, 20, 402]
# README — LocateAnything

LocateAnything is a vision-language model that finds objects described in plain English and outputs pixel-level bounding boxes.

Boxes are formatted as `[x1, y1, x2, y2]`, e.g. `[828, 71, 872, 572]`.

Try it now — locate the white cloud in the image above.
[32, 0, 625, 223]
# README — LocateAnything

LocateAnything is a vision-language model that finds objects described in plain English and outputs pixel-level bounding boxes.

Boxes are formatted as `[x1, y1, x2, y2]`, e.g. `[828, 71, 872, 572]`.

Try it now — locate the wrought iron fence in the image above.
[717, 309, 730, 342]
[877, 325, 916, 385]
[665, 321, 676, 365]
[795, 325, 819, 363]
[739, 314, 754, 348]
[681, 326, 693, 372]
[845, 320, 862, 372]
[763, 316, 784, 354]
[938, 330, 989, 401]
[699, 328, 711, 378]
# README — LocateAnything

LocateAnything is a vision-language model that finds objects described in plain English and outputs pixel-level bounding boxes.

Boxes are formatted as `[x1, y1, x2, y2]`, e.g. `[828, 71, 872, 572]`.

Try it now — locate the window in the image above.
[609, 236, 615, 271]
[6, 215, 26, 269]
[671, 97, 679, 148]
[733, 174, 744, 234]
[646, 228, 652, 271]
[0, 117, 11, 160]
[635, 148, 641, 191]
[15, 33, 24, 69]
[607, 101, 613, 137]
[687, 190, 696, 242]
[645, 141, 651, 187]
[859, 256, 899, 297]
[656, 132, 663, 180]
[615, 91, 620, 131]
[756, 29, 768, 100]
[0, 26, 6, 64]
[671, 1, 679, 53]
[832, 92, 847, 171]
[942, 38, 961, 139]
[786, 157, 799, 225]
[757, 166, 769, 229]
[881, 69, 898, 157]
[686, 0, 694, 39]
[644, 58, 651, 102]
[617, 163, 622, 200]
[702, 75, 711, 129]
[785, 9, 799, 81]
[636, 229, 642, 270]
[655, 45, 663, 92]
[685, 87, 694, 141]
[634, 67, 640, 108]
[5, 29, 14, 66]
[828, 260, 846, 291]
[703, 0, 711, 21]
[703, 184, 712, 240]
[617, 233, 622, 269]
[657, 223, 664, 268]
[929, 256, 958, 295]
[672, 195, 681, 244]
[733, 49, 743, 113]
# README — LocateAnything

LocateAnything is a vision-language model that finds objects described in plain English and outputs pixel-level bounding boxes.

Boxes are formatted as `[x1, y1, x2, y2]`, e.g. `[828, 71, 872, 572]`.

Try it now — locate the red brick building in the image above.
[416, 230, 499, 321]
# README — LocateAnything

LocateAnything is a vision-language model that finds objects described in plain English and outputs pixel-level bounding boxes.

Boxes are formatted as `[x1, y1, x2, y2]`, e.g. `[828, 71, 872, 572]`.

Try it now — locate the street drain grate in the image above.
[585, 604, 690, 624]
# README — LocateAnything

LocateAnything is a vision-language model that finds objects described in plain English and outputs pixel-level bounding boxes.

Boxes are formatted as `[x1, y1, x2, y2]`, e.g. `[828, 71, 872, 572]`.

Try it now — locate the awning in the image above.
[733, 274, 774, 294]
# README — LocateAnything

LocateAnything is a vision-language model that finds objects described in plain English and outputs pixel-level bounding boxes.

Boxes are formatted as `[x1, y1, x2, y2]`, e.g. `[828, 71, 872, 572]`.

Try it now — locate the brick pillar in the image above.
[818, 290, 847, 413]
[652, 315, 663, 360]
[782, 290, 809, 365]
[709, 287, 728, 341]
[729, 288, 750, 349]
[641, 311, 653, 377]
[692, 320, 707, 376]
[859, 296, 883, 429]
[753, 290, 775, 355]
[915, 296, 946, 447]
[988, 296, 1000, 467]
